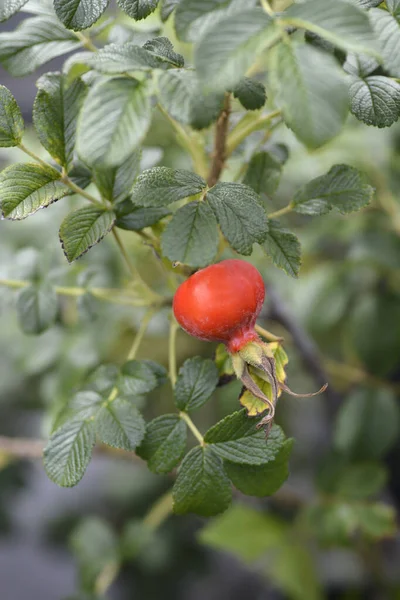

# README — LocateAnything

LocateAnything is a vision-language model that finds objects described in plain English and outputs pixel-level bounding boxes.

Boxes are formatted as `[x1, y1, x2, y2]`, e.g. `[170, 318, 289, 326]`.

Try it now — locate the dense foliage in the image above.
[1, 0, 400, 598]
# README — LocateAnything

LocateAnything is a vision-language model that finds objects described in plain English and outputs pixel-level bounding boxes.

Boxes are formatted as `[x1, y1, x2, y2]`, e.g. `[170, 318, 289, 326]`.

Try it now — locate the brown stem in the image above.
[207, 93, 231, 187]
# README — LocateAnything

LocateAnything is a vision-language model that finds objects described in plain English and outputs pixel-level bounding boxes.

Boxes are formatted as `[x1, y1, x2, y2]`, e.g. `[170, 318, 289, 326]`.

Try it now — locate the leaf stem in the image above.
[112, 228, 143, 281]
[268, 204, 293, 219]
[255, 324, 284, 343]
[179, 412, 204, 445]
[127, 308, 157, 361]
[207, 92, 231, 187]
[75, 31, 98, 52]
[226, 109, 282, 156]
[260, 0, 275, 17]
[18, 142, 52, 169]
[143, 489, 174, 529]
[168, 318, 179, 388]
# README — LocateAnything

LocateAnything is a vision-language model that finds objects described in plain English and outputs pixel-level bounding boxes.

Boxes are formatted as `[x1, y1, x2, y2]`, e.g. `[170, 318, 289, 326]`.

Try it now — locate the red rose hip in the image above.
[173, 259, 265, 353]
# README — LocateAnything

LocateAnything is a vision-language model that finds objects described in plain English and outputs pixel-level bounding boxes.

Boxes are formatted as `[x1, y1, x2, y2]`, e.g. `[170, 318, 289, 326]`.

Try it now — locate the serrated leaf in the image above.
[207, 182, 268, 255]
[243, 151, 282, 196]
[343, 53, 379, 77]
[0, 16, 81, 77]
[292, 164, 374, 215]
[233, 77, 266, 111]
[160, 0, 179, 21]
[158, 69, 224, 130]
[224, 439, 293, 497]
[44, 418, 96, 487]
[173, 445, 232, 516]
[16, 282, 58, 334]
[76, 77, 151, 168]
[370, 8, 400, 77]
[119, 359, 167, 395]
[195, 8, 279, 91]
[33, 73, 87, 169]
[117, 0, 158, 20]
[71, 517, 119, 593]
[96, 397, 145, 451]
[334, 388, 400, 460]
[54, 0, 108, 31]
[0, 85, 24, 147]
[349, 76, 400, 128]
[175, 357, 219, 412]
[283, 0, 379, 57]
[84, 38, 184, 74]
[261, 220, 301, 278]
[131, 167, 206, 207]
[161, 201, 219, 267]
[269, 42, 349, 149]
[93, 150, 140, 204]
[115, 201, 170, 230]
[59, 207, 116, 263]
[136, 414, 187, 473]
[0, 162, 70, 220]
[387, 0, 400, 17]
[204, 410, 287, 465]
[0, 0, 29, 22]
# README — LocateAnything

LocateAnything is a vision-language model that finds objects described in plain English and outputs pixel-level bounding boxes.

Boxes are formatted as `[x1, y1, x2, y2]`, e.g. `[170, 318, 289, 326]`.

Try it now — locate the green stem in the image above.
[268, 204, 293, 219]
[75, 31, 98, 52]
[260, 0, 275, 16]
[179, 411, 204, 445]
[168, 318, 179, 388]
[157, 104, 209, 179]
[255, 324, 284, 343]
[127, 308, 157, 361]
[18, 142, 51, 169]
[226, 109, 282, 156]
[143, 489, 174, 530]
[112, 228, 143, 281]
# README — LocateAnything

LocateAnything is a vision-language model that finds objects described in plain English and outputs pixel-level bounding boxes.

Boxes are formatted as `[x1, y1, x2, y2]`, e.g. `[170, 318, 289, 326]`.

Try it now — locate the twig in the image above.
[207, 93, 231, 187]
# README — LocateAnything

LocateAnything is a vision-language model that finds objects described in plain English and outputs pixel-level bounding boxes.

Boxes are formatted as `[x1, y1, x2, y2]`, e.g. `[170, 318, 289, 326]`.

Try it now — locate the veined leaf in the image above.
[33, 72, 87, 169]
[131, 167, 207, 207]
[16, 282, 58, 334]
[175, 0, 229, 42]
[0, 0, 29, 22]
[269, 41, 349, 149]
[261, 220, 301, 278]
[160, 0, 180, 21]
[93, 149, 141, 204]
[59, 206, 116, 262]
[96, 398, 145, 451]
[115, 201, 170, 230]
[76, 77, 151, 168]
[233, 77, 266, 111]
[243, 151, 282, 197]
[172, 445, 232, 516]
[161, 201, 219, 267]
[370, 8, 400, 78]
[175, 357, 219, 412]
[0, 85, 24, 147]
[349, 76, 400, 128]
[54, 0, 109, 31]
[137, 414, 187, 473]
[119, 359, 167, 396]
[0, 162, 70, 220]
[117, 0, 159, 20]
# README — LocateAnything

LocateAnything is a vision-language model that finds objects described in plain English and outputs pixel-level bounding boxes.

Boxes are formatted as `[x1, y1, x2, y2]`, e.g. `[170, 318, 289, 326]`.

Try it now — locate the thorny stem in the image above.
[207, 93, 231, 187]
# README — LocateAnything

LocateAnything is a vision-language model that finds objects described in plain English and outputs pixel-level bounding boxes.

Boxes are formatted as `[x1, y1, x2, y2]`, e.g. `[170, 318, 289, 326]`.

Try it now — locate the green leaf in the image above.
[119, 359, 167, 395]
[33, 73, 87, 169]
[349, 76, 400, 128]
[283, 0, 379, 57]
[175, 0, 229, 42]
[131, 167, 206, 207]
[204, 410, 287, 465]
[136, 414, 187, 473]
[158, 69, 224, 130]
[174, 357, 219, 412]
[334, 388, 400, 459]
[76, 77, 151, 168]
[172, 445, 232, 516]
[0, 85, 24, 147]
[292, 164, 374, 215]
[387, 0, 400, 18]
[54, 0, 108, 31]
[117, 0, 158, 20]
[207, 182, 268, 255]
[160, 0, 179, 21]
[44, 418, 96, 487]
[199, 503, 287, 563]
[71, 517, 119, 593]
[344, 53, 380, 78]
[16, 282, 58, 335]
[115, 201, 170, 231]
[93, 150, 140, 204]
[0, 0, 29, 22]
[96, 397, 145, 451]
[233, 77, 266, 111]
[243, 151, 282, 196]
[195, 8, 279, 91]
[224, 439, 293, 497]
[59, 207, 116, 263]
[161, 201, 219, 267]
[261, 220, 301, 278]
[0, 162, 70, 220]
[357, 503, 397, 539]
[370, 8, 400, 77]
[269, 42, 349, 149]
[0, 16, 81, 76]
[335, 463, 388, 500]
[268, 542, 322, 600]
[84, 38, 184, 74]
[351, 0, 382, 7]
